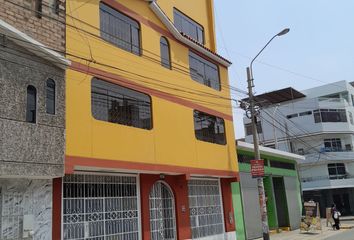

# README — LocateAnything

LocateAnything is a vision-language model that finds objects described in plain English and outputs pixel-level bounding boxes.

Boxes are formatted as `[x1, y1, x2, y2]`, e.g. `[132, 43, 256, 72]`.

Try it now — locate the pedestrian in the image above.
[331, 203, 341, 230]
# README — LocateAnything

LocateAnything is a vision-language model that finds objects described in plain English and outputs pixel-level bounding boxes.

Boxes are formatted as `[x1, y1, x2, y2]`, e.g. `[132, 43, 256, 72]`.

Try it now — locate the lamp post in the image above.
[246, 28, 289, 240]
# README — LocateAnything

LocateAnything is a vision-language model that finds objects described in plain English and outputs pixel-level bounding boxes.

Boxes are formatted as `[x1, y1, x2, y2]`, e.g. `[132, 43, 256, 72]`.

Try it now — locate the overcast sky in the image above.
[214, 0, 354, 138]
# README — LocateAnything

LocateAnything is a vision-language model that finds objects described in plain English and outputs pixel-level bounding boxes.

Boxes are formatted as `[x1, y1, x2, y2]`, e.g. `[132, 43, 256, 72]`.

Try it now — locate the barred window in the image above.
[194, 110, 226, 145]
[46, 79, 55, 114]
[160, 37, 171, 69]
[63, 174, 139, 239]
[100, 3, 140, 55]
[189, 51, 220, 90]
[188, 179, 224, 239]
[174, 8, 204, 44]
[91, 78, 152, 130]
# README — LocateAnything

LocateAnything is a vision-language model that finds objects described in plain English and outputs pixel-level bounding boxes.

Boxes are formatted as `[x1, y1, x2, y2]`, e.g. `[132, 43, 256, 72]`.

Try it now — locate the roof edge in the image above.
[236, 141, 305, 162]
[148, 1, 231, 67]
[0, 19, 70, 69]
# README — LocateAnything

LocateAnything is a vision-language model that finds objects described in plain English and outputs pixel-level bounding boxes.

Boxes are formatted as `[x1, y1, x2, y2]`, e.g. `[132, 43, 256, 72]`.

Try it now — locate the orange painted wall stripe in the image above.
[69, 61, 233, 121]
[66, 155, 239, 179]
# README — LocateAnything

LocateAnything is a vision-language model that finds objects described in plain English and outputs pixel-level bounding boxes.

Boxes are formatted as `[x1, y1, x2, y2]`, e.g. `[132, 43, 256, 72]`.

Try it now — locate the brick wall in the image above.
[0, 0, 65, 52]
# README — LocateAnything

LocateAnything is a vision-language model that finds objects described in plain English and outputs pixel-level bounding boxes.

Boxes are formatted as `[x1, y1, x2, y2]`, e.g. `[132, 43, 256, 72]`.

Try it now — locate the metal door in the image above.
[62, 174, 140, 240]
[149, 181, 176, 240]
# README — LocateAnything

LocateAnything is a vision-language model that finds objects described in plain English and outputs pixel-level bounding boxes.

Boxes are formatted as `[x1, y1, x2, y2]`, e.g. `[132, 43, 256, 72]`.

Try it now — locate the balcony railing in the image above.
[301, 174, 354, 182]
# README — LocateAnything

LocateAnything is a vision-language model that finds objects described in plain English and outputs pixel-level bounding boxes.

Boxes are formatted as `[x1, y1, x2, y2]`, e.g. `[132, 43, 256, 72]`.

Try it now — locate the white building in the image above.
[242, 80, 354, 217]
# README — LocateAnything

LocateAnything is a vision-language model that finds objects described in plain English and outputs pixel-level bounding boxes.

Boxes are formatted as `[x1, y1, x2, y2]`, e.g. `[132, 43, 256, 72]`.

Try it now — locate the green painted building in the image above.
[233, 141, 304, 240]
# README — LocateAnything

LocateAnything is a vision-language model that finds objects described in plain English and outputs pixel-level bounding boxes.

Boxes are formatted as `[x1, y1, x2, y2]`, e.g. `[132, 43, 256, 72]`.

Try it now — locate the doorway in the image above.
[149, 181, 177, 240]
[272, 177, 290, 228]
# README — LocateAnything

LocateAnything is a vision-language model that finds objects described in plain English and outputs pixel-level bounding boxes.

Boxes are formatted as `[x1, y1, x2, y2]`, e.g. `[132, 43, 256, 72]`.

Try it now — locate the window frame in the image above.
[91, 77, 153, 130]
[99, 2, 141, 56]
[160, 36, 171, 69]
[26, 85, 37, 123]
[173, 8, 205, 44]
[328, 163, 346, 179]
[193, 110, 226, 145]
[189, 51, 221, 91]
[46, 78, 56, 115]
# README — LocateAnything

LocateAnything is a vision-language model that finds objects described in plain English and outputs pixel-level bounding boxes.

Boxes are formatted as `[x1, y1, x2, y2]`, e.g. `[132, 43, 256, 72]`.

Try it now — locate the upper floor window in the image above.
[286, 113, 298, 119]
[245, 122, 262, 136]
[189, 51, 220, 90]
[91, 78, 152, 130]
[100, 3, 140, 55]
[26, 85, 37, 123]
[46, 79, 55, 114]
[193, 110, 226, 145]
[173, 8, 204, 44]
[269, 160, 295, 170]
[328, 163, 346, 179]
[35, 0, 43, 18]
[314, 109, 347, 123]
[160, 37, 171, 69]
[324, 138, 342, 152]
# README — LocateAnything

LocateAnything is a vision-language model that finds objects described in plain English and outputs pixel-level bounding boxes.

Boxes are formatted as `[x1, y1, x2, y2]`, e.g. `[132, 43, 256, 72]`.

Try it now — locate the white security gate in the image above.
[62, 174, 140, 240]
[188, 179, 225, 239]
[149, 181, 176, 240]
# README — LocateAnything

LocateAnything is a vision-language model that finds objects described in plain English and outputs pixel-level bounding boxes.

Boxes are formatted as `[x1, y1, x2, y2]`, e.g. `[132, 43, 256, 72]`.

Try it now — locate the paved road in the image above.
[324, 228, 354, 240]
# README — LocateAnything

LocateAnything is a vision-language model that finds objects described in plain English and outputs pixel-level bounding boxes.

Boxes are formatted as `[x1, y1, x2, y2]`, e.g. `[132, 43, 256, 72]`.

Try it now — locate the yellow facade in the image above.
[65, 0, 238, 174]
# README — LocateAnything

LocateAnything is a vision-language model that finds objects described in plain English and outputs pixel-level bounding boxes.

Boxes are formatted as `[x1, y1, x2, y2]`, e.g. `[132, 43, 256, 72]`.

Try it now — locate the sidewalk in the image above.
[255, 219, 354, 240]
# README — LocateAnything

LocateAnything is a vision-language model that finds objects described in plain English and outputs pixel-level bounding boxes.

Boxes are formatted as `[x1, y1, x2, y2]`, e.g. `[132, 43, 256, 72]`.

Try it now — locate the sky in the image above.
[214, 0, 354, 138]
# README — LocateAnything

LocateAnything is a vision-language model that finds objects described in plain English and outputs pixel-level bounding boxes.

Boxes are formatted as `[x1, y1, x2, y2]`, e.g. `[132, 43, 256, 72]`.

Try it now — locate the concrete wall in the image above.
[0, 38, 65, 177]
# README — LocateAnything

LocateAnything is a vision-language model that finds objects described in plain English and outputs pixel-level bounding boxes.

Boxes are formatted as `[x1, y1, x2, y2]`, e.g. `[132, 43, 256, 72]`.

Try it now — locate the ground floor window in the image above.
[188, 179, 224, 239]
[62, 174, 139, 239]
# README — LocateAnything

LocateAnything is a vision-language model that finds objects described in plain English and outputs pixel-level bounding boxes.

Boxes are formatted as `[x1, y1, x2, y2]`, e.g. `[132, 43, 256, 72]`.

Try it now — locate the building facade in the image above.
[60, 0, 239, 240]
[234, 141, 303, 240]
[0, 0, 69, 239]
[243, 80, 354, 217]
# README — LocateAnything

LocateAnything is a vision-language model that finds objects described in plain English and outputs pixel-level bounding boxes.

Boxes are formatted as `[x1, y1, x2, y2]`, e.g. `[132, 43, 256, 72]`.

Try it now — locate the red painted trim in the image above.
[52, 178, 62, 240]
[220, 178, 236, 232]
[69, 61, 233, 121]
[66, 155, 239, 179]
[140, 174, 192, 240]
[102, 0, 174, 40]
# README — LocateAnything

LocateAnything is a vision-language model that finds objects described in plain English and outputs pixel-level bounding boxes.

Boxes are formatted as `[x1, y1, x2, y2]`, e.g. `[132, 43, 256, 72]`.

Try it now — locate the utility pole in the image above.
[245, 28, 290, 240]
[247, 67, 270, 240]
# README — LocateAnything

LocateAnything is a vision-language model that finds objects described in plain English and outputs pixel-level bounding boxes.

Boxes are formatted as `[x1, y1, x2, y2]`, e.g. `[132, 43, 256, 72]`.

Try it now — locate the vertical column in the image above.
[52, 178, 62, 240]
[221, 178, 237, 232]
[231, 182, 246, 240]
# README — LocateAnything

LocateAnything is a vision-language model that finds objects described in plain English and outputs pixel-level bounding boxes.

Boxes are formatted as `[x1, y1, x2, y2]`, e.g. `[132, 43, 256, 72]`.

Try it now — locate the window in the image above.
[46, 79, 55, 114]
[299, 111, 312, 116]
[91, 78, 152, 130]
[244, 122, 262, 136]
[100, 3, 140, 55]
[286, 113, 298, 119]
[188, 179, 224, 239]
[160, 37, 171, 69]
[63, 174, 139, 239]
[270, 160, 295, 170]
[189, 51, 220, 90]
[173, 9, 204, 44]
[297, 148, 304, 155]
[345, 144, 352, 151]
[26, 85, 37, 123]
[194, 110, 226, 145]
[313, 109, 347, 123]
[349, 112, 354, 125]
[328, 163, 346, 179]
[324, 138, 342, 152]
[36, 0, 43, 18]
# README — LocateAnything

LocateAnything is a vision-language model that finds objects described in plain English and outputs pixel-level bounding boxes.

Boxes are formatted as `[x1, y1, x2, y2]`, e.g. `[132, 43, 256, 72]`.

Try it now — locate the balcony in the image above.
[301, 174, 354, 191]
[302, 151, 354, 164]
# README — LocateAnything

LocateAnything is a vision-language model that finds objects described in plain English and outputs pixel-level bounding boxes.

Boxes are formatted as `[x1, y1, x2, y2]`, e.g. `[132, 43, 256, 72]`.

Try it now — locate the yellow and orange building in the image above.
[53, 0, 239, 239]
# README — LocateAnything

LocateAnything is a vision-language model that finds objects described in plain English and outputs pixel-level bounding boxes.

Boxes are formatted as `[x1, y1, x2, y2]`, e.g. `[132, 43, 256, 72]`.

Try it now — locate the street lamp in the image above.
[246, 28, 289, 240]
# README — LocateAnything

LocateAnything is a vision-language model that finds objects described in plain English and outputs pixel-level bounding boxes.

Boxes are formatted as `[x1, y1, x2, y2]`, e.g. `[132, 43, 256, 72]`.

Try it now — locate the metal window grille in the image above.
[63, 174, 139, 240]
[149, 181, 176, 240]
[188, 179, 224, 239]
